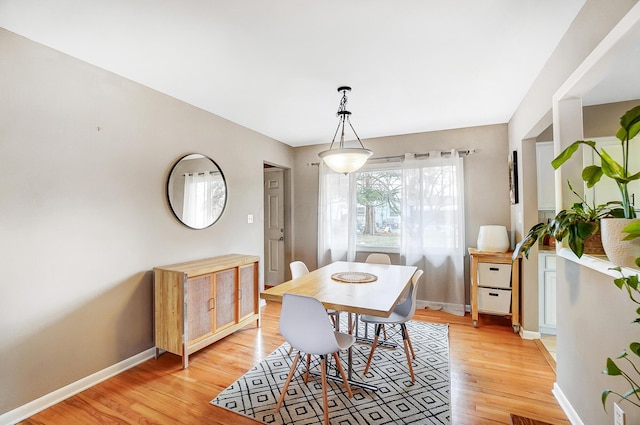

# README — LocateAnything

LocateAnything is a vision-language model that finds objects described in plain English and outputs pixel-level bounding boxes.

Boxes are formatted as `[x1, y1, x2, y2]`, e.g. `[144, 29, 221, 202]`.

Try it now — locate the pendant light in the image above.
[318, 86, 373, 174]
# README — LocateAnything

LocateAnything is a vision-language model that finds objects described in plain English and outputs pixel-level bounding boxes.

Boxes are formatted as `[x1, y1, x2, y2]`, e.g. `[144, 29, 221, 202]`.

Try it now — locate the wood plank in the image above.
[18, 303, 569, 425]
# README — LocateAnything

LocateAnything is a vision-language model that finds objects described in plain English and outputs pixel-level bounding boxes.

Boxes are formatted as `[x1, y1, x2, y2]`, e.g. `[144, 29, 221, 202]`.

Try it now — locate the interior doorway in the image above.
[263, 166, 287, 287]
[528, 131, 557, 364]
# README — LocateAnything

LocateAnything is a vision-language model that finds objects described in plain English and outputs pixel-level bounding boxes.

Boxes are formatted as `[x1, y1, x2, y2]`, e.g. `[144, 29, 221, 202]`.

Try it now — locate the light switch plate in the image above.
[247, 214, 254, 224]
[614, 402, 626, 425]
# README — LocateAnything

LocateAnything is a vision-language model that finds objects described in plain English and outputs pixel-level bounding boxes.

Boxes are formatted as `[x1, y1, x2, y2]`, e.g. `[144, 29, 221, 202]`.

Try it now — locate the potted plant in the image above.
[550, 105, 640, 268]
[602, 267, 640, 411]
[513, 181, 617, 260]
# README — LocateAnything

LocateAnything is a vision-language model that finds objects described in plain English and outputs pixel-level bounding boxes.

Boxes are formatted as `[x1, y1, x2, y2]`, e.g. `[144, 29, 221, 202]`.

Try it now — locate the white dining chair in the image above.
[360, 269, 424, 382]
[290, 260, 309, 279]
[356, 253, 393, 335]
[290, 261, 339, 327]
[275, 293, 355, 425]
[365, 253, 391, 265]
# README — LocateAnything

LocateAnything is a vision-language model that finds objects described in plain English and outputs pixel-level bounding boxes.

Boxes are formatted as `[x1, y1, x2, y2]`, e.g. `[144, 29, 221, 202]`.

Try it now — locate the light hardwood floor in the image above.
[19, 302, 569, 424]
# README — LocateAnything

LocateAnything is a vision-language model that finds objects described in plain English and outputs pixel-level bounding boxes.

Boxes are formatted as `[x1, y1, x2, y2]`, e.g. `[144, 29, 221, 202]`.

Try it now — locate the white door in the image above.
[264, 168, 285, 286]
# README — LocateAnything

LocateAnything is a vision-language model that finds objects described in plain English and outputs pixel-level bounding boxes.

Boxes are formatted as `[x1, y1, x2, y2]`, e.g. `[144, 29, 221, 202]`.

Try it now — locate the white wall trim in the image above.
[553, 382, 584, 425]
[416, 300, 466, 317]
[519, 327, 541, 340]
[0, 348, 155, 425]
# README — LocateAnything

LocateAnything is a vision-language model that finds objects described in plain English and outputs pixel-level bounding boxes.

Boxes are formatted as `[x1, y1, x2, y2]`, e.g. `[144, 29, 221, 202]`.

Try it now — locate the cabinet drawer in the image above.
[478, 262, 512, 288]
[478, 287, 511, 315]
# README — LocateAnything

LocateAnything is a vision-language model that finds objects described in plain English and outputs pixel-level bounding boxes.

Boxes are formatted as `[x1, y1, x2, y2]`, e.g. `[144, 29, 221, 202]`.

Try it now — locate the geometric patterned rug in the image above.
[211, 320, 450, 424]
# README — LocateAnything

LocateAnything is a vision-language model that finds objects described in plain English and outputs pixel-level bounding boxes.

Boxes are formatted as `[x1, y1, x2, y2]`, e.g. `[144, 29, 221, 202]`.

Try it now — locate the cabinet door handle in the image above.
[209, 298, 215, 310]
[489, 292, 499, 297]
[489, 267, 499, 271]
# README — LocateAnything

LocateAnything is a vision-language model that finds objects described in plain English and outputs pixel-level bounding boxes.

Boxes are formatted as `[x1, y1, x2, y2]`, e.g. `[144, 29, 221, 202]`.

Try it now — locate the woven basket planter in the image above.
[583, 228, 606, 256]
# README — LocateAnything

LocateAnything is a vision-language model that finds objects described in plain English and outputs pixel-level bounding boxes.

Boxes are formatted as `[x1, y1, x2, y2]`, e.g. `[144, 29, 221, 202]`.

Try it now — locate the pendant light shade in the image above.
[318, 86, 372, 174]
[318, 147, 372, 174]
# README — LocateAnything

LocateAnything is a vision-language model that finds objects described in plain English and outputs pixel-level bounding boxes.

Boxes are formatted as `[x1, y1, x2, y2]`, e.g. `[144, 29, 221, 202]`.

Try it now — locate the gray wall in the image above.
[509, 1, 640, 424]
[292, 124, 511, 303]
[0, 28, 294, 415]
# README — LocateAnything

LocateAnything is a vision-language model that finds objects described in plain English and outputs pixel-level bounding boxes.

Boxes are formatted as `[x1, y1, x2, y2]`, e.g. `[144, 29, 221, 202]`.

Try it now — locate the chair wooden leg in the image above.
[304, 354, 311, 383]
[405, 328, 416, 359]
[288, 345, 293, 355]
[332, 352, 353, 398]
[275, 352, 301, 412]
[400, 324, 415, 382]
[364, 324, 382, 376]
[321, 356, 329, 425]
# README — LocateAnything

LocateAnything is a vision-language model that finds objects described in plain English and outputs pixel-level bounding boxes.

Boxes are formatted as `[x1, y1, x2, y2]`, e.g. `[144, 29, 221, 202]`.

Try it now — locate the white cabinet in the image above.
[538, 252, 557, 335]
[536, 141, 556, 210]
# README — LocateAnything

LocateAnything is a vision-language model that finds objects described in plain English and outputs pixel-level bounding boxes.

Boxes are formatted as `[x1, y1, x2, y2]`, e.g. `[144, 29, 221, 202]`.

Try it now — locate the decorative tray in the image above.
[331, 271, 377, 283]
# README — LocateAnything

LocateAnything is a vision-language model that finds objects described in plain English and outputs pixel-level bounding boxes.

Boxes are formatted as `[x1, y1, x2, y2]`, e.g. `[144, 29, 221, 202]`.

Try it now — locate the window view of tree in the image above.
[355, 169, 401, 247]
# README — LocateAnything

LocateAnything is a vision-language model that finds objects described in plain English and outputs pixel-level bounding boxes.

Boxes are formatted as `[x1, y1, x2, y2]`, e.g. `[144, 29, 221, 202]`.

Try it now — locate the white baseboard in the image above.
[416, 300, 466, 317]
[519, 327, 541, 340]
[0, 348, 156, 425]
[553, 382, 584, 425]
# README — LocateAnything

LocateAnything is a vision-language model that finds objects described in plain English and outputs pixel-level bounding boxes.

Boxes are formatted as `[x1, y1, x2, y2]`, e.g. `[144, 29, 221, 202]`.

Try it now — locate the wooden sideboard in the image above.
[154, 254, 260, 368]
[468, 248, 521, 333]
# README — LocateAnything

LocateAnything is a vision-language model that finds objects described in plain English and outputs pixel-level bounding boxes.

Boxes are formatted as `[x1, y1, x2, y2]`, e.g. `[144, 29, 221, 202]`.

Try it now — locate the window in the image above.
[355, 168, 401, 249]
[318, 152, 466, 315]
[183, 171, 226, 228]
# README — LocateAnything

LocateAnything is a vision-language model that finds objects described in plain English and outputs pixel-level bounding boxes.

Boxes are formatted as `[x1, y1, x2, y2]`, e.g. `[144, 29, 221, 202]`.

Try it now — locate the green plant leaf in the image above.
[604, 357, 622, 375]
[600, 149, 626, 182]
[627, 170, 640, 183]
[618, 105, 640, 141]
[630, 342, 640, 357]
[616, 350, 629, 360]
[622, 222, 640, 241]
[621, 388, 640, 402]
[602, 389, 612, 410]
[577, 221, 595, 238]
[513, 222, 547, 260]
[627, 275, 639, 291]
[582, 165, 603, 188]
[567, 225, 585, 258]
[614, 277, 627, 290]
[552, 141, 596, 169]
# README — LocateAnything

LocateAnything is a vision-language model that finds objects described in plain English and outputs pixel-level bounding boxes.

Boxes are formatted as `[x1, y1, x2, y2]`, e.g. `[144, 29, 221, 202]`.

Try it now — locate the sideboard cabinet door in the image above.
[187, 274, 214, 345]
[239, 263, 258, 321]
[214, 268, 237, 332]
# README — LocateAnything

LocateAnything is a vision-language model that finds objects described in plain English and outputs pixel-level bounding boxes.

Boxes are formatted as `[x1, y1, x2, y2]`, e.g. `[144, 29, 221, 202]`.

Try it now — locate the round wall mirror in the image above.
[167, 153, 227, 229]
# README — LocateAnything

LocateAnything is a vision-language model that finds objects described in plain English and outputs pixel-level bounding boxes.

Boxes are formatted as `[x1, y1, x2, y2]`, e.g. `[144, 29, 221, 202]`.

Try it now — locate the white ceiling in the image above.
[0, 0, 588, 147]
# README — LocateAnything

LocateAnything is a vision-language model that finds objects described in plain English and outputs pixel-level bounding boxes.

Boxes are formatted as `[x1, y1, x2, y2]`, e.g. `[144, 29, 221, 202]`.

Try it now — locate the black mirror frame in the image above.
[166, 153, 228, 230]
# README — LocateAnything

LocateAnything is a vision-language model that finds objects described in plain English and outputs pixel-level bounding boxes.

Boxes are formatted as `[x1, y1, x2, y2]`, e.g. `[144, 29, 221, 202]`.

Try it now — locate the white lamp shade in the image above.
[318, 148, 373, 174]
[477, 225, 510, 253]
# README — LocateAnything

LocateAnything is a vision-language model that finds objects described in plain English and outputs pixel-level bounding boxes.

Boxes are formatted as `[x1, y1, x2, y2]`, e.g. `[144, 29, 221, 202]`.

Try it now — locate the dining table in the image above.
[260, 260, 418, 391]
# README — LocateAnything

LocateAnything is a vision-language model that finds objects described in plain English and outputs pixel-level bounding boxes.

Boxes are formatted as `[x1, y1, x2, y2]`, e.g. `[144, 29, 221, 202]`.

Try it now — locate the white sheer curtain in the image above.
[183, 172, 225, 228]
[317, 162, 357, 267]
[401, 151, 466, 316]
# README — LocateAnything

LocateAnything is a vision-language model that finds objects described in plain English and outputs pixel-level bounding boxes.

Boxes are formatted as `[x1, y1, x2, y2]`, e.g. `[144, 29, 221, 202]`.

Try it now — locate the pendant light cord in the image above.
[328, 88, 366, 150]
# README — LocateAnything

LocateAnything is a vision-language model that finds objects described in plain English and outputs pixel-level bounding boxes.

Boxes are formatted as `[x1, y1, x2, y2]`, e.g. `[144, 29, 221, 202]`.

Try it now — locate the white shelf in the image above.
[557, 247, 639, 278]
